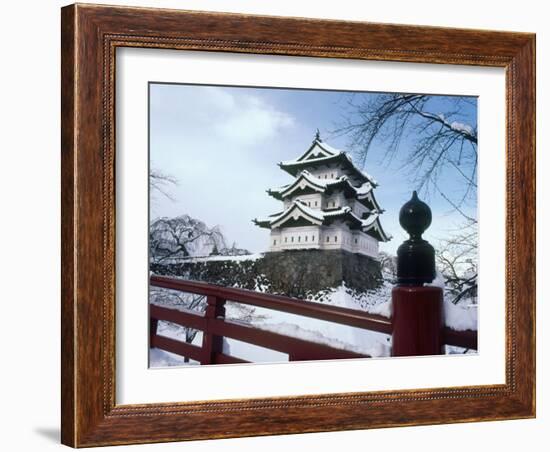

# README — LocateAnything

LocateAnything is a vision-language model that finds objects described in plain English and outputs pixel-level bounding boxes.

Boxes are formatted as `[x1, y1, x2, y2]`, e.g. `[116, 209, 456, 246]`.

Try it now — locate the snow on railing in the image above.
[149, 274, 476, 366]
[150, 275, 393, 365]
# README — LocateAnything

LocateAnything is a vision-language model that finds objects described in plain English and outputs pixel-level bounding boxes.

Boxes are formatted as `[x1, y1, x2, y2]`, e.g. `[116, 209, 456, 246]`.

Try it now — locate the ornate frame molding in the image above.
[61, 4, 535, 447]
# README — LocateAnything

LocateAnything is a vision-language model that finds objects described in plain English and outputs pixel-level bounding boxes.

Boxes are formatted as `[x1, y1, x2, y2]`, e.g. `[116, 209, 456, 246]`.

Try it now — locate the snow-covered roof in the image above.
[361, 214, 392, 242]
[253, 199, 390, 242]
[253, 200, 325, 229]
[280, 149, 340, 168]
[254, 200, 349, 227]
[267, 170, 376, 205]
[267, 170, 339, 197]
[279, 137, 378, 186]
[292, 137, 340, 162]
[355, 182, 374, 196]
[361, 213, 379, 228]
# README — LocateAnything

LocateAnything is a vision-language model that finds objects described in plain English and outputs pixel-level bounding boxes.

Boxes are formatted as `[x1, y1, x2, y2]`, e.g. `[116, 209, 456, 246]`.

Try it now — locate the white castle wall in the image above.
[283, 195, 373, 218]
[269, 225, 321, 252]
[308, 164, 364, 187]
[284, 193, 322, 210]
[269, 223, 379, 258]
[308, 164, 343, 181]
[323, 192, 346, 209]
[349, 199, 370, 218]
[285, 192, 347, 210]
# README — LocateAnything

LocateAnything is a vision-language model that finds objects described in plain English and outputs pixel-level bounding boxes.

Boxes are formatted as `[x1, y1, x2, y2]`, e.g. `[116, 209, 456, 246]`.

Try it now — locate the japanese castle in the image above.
[254, 132, 391, 258]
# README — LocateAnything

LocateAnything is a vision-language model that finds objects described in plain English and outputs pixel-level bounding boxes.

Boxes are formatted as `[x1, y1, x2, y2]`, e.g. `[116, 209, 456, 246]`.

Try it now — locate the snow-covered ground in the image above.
[159, 253, 264, 264]
[149, 270, 477, 368]
[426, 270, 478, 331]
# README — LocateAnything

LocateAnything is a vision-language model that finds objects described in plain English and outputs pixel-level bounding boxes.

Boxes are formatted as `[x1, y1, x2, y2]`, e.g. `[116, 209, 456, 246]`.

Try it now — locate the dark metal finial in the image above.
[314, 129, 321, 142]
[396, 191, 436, 285]
[399, 190, 432, 240]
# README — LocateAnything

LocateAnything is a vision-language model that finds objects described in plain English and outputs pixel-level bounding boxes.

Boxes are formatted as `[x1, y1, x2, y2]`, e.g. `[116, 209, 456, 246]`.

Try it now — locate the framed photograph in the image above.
[61, 3, 535, 447]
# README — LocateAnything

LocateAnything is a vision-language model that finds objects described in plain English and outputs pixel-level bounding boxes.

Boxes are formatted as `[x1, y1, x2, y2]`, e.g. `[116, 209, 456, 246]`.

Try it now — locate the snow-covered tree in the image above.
[378, 251, 397, 280]
[437, 222, 478, 304]
[149, 215, 227, 262]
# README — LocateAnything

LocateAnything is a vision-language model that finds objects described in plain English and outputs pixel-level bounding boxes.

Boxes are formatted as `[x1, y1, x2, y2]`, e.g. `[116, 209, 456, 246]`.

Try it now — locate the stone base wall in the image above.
[150, 249, 382, 300]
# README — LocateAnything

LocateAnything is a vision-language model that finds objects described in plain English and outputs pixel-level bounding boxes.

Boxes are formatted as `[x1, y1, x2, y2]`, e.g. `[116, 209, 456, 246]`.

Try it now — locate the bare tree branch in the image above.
[150, 169, 178, 201]
[334, 93, 477, 209]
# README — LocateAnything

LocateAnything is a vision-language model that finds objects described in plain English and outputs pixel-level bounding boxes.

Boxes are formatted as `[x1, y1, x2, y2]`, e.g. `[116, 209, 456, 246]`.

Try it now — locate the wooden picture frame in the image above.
[61, 3, 536, 447]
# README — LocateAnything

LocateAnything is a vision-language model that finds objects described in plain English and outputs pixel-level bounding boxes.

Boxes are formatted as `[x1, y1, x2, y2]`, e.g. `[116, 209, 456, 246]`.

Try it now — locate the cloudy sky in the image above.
[149, 83, 477, 255]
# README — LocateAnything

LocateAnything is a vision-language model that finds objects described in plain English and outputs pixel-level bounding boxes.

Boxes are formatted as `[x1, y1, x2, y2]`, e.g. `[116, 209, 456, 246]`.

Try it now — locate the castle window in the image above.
[334, 236, 338, 242]
[312, 235, 315, 241]
[291, 236, 294, 243]
[314, 201, 318, 207]
[355, 238, 358, 244]
[326, 236, 329, 242]
[273, 240, 277, 246]
[285, 237, 288, 243]
[298, 236, 301, 242]
[331, 173, 334, 178]
[305, 235, 308, 242]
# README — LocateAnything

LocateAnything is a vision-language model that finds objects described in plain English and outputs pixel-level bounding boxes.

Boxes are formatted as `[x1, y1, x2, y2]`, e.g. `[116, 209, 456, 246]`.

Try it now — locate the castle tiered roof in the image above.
[278, 137, 378, 186]
[253, 132, 391, 247]
[253, 199, 391, 242]
[266, 170, 382, 212]
[253, 132, 391, 246]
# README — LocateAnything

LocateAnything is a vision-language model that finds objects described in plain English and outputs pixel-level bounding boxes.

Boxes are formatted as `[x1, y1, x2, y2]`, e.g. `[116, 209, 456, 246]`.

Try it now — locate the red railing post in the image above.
[391, 192, 443, 357]
[201, 295, 226, 364]
[392, 286, 443, 356]
[150, 316, 158, 345]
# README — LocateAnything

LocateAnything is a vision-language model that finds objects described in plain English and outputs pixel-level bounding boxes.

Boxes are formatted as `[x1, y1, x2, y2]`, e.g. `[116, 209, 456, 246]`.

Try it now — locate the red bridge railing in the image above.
[149, 275, 477, 365]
